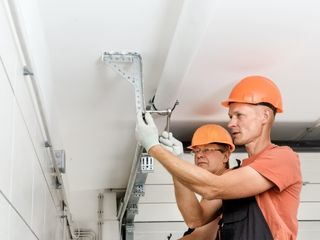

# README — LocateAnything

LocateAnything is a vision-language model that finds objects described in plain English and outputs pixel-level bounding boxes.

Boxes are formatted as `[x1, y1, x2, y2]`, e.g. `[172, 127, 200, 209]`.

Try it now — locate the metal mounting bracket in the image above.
[53, 150, 66, 174]
[102, 52, 145, 113]
[23, 66, 34, 76]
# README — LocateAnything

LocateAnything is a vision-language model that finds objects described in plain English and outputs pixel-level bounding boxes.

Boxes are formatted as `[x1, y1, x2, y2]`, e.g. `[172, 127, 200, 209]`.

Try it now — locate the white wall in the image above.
[0, 1, 65, 239]
[67, 190, 120, 239]
[1, 1, 123, 239]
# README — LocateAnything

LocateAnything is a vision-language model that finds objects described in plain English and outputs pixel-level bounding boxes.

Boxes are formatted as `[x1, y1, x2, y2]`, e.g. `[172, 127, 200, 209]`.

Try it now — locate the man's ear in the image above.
[223, 151, 231, 163]
[266, 107, 275, 123]
[261, 106, 273, 124]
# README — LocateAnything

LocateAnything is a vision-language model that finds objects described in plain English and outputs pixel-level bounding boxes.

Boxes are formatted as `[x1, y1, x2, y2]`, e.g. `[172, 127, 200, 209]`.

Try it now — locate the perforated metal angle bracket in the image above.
[102, 52, 145, 113]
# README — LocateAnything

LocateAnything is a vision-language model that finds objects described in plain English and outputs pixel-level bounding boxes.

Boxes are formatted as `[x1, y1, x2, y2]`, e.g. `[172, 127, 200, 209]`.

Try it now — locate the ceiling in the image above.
[11, 0, 320, 227]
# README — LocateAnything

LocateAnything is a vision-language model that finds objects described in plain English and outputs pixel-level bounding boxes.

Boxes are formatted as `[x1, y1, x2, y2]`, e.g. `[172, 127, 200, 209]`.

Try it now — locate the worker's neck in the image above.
[245, 136, 272, 157]
[216, 168, 228, 176]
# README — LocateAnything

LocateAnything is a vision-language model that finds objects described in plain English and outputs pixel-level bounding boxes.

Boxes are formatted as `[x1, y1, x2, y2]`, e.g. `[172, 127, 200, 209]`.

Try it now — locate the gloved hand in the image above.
[159, 131, 184, 156]
[135, 111, 160, 152]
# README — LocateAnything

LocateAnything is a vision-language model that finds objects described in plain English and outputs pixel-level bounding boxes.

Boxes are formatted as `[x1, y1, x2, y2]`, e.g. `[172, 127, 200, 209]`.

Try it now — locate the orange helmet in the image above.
[188, 124, 235, 152]
[221, 75, 283, 113]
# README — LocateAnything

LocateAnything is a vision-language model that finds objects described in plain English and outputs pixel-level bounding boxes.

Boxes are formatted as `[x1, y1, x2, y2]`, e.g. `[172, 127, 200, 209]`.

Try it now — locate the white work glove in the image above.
[159, 131, 184, 156]
[135, 111, 160, 152]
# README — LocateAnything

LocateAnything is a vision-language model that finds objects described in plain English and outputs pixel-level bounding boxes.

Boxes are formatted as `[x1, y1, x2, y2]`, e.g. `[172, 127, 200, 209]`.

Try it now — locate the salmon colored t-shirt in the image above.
[242, 144, 302, 240]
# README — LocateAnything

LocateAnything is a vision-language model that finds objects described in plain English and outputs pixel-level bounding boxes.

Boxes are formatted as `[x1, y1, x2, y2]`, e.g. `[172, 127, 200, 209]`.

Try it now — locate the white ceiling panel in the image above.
[31, 0, 185, 190]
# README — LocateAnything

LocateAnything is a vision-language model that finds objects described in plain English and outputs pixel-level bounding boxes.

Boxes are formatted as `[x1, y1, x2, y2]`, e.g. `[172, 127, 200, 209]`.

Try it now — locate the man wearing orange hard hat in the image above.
[136, 75, 302, 239]
[160, 124, 235, 240]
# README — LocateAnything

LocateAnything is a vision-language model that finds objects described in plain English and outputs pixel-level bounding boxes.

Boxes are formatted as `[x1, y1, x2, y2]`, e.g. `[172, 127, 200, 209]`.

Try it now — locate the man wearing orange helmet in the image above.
[160, 124, 235, 240]
[136, 75, 302, 239]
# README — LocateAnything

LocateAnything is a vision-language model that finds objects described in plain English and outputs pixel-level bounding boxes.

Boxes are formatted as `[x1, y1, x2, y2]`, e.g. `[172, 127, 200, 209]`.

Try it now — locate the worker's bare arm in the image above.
[178, 218, 220, 240]
[174, 177, 222, 228]
[149, 145, 274, 199]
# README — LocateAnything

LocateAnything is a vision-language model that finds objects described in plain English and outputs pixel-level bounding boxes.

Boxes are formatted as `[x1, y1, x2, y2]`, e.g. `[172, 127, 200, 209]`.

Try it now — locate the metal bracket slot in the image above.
[127, 204, 139, 215]
[133, 185, 145, 197]
[140, 154, 154, 173]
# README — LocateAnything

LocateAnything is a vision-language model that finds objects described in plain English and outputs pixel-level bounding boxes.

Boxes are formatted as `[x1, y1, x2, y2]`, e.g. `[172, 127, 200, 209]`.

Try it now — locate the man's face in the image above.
[192, 143, 228, 174]
[227, 102, 265, 146]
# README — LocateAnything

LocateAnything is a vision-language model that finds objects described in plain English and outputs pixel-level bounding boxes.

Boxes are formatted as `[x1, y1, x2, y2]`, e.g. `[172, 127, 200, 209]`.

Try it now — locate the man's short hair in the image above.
[257, 102, 277, 116]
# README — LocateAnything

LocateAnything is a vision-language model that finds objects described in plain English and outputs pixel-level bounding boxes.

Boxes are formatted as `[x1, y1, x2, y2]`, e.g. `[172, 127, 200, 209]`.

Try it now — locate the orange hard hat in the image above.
[221, 75, 283, 113]
[188, 124, 235, 152]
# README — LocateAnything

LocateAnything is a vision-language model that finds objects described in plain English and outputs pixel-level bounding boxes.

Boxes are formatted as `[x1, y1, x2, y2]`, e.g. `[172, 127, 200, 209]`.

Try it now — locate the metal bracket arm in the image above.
[102, 52, 145, 112]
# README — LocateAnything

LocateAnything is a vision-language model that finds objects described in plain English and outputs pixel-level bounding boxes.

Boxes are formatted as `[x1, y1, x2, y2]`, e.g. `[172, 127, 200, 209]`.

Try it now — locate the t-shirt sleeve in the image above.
[248, 146, 301, 192]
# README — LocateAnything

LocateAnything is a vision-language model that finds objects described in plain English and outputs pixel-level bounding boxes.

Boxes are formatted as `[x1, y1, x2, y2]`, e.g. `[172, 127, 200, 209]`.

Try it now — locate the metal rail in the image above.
[6, 2, 77, 238]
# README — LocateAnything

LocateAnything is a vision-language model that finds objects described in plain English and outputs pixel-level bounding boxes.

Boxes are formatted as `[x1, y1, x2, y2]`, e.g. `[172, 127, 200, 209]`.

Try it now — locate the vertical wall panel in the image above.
[102, 221, 120, 240]
[8, 206, 38, 240]
[0, 1, 64, 239]
[31, 158, 47, 239]
[12, 66, 54, 193]
[0, 60, 14, 197]
[0, 0, 22, 89]
[44, 187, 59, 240]
[0, 194, 10, 240]
[10, 102, 35, 226]
[54, 218, 64, 240]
